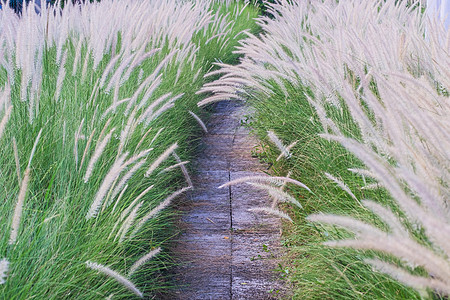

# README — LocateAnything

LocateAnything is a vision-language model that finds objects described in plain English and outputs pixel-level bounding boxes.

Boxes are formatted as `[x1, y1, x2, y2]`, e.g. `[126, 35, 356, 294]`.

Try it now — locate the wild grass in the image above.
[200, 0, 449, 298]
[0, 0, 258, 298]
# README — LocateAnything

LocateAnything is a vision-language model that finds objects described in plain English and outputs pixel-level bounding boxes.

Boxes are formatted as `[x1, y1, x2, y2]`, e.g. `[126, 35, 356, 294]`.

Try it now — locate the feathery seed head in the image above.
[129, 247, 162, 276]
[85, 261, 143, 298]
[0, 259, 9, 285]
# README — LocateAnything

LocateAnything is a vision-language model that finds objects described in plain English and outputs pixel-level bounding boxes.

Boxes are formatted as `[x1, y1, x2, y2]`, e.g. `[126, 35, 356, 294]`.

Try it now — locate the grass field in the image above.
[0, 1, 258, 298]
[200, 0, 449, 298]
[2, 0, 449, 298]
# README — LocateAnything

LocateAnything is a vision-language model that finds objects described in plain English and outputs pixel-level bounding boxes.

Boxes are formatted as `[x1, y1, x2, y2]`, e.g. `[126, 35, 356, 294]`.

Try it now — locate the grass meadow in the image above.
[0, 1, 258, 298]
[200, 0, 449, 299]
[1, 0, 449, 299]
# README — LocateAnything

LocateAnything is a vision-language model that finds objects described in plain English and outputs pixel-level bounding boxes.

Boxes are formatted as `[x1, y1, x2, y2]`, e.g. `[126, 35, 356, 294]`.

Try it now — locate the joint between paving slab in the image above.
[228, 157, 233, 298]
[229, 118, 241, 299]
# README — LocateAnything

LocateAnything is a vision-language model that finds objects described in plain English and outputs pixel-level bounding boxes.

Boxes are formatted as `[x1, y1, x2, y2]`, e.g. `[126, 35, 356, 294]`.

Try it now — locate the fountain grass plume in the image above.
[0, 259, 9, 285]
[129, 247, 161, 276]
[246, 182, 303, 209]
[160, 161, 190, 174]
[0, 105, 12, 140]
[219, 175, 311, 192]
[9, 168, 30, 245]
[267, 130, 291, 159]
[149, 128, 165, 147]
[276, 140, 297, 161]
[85, 261, 143, 298]
[131, 186, 192, 237]
[365, 258, 450, 295]
[144, 143, 178, 177]
[173, 152, 193, 187]
[249, 207, 293, 222]
[110, 160, 146, 202]
[111, 185, 128, 215]
[9, 128, 43, 245]
[86, 153, 128, 219]
[117, 202, 143, 243]
[324, 172, 363, 208]
[188, 110, 208, 133]
[78, 128, 97, 172]
[109, 184, 155, 240]
[84, 128, 115, 183]
[27, 128, 42, 169]
[312, 223, 450, 287]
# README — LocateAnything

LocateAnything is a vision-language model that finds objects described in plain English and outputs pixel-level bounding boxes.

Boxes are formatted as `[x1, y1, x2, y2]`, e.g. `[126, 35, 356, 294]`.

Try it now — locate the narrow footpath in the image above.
[172, 101, 285, 299]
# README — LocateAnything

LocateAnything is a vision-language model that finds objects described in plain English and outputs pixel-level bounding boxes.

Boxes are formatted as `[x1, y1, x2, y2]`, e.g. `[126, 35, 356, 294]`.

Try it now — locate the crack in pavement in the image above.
[171, 101, 285, 299]
[228, 158, 233, 300]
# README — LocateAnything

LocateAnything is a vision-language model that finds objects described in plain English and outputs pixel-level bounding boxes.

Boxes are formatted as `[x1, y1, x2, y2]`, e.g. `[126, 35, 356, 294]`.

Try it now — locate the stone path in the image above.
[171, 101, 285, 299]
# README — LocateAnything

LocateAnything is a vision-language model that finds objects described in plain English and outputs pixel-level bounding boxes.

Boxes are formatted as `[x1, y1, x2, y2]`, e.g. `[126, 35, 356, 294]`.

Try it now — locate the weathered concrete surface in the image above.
[171, 101, 285, 299]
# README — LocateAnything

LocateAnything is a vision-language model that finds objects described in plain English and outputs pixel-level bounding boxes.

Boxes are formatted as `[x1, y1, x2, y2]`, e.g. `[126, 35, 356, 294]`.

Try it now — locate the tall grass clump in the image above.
[200, 0, 449, 298]
[0, 0, 257, 298]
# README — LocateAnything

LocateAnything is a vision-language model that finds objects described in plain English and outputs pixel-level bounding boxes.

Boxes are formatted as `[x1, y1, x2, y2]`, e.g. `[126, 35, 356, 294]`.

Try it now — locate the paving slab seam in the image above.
[228, 155, 233, 300]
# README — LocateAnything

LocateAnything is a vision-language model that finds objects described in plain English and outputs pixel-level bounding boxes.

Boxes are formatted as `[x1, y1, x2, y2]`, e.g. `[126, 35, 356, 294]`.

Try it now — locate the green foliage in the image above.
[246, 82, 422, 299]
[0, 1, 258, 298]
